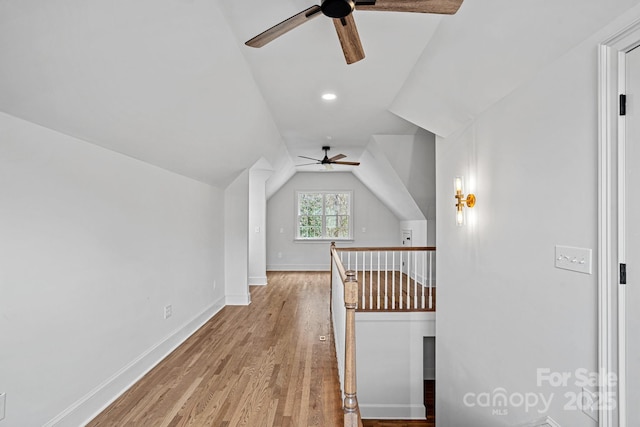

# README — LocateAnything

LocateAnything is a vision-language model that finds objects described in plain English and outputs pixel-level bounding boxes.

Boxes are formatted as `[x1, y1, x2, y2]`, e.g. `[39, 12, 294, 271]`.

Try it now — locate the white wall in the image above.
[432, 10, 640, 426]
[354, 138, 425, 222]
[356, 312, 435, 420]
[0, 112, 225, 426]
[266, 172, 401, 271]
[378, 130, 437, 222]
[224, 170, 250, 304]
[248, 164, 271, 286]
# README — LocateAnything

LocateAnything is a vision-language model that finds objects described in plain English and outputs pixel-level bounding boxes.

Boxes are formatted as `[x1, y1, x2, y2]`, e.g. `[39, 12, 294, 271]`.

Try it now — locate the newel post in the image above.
[344, 269, 360, 427]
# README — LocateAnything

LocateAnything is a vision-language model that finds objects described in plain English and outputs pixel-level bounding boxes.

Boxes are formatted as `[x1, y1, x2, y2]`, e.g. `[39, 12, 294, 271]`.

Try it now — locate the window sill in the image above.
[294, 238, 354, 244]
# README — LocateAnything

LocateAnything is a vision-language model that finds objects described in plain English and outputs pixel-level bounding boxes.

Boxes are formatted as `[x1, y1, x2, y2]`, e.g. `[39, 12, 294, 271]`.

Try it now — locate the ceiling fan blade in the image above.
[332, 161, 361, 166]
[328, 153, 347, 161]
[332, 15, 365, 64]
[296, 162, 321, 166]
[355, 0, 463, 14]
[298, 155, 322, 162]
[246, 5, 323, 48]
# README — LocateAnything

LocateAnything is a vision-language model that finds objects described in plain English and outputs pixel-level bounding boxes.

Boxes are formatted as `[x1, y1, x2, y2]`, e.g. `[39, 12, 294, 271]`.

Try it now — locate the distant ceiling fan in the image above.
[245, 0, 464, 64]
[297, 146, 360, 169]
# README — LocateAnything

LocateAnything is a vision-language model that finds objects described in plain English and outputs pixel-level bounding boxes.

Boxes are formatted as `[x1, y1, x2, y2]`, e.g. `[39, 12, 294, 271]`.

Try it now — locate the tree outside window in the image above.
[296, 191, 352, 240]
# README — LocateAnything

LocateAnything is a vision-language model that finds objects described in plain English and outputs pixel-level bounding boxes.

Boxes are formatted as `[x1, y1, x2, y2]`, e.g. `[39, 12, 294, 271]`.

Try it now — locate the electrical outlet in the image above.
[164, 305, 172, 319]
[0, 393, 6, 420]
[213, 280, 217, 290]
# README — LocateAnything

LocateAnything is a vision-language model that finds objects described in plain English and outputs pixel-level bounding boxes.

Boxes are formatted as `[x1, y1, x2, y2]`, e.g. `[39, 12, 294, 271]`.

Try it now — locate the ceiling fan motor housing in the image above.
[321, 0, 355, 18]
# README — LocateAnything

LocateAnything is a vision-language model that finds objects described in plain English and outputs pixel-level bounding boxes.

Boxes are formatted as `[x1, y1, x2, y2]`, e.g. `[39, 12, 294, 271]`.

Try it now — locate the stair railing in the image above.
[334, 244, 436, 312]
[330, 242, 436, 426]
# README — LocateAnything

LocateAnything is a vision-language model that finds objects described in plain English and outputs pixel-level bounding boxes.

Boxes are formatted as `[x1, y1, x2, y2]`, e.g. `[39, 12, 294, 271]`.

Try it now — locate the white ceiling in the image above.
[2, 0, 640, 188]
[218, 0, 443, 163]
[0, 0, 446, 187]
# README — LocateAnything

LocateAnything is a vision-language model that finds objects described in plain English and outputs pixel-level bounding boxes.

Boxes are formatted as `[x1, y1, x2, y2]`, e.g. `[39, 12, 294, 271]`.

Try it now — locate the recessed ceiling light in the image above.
[322, 93, 337, 101]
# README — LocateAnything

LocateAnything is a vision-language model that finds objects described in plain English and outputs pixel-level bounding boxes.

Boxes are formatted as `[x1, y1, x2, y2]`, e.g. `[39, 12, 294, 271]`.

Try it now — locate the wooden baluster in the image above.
[344, 270, 359, 427]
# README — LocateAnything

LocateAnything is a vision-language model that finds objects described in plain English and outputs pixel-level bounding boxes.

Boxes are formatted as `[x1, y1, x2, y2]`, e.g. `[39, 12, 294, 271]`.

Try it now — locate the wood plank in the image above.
[87, 271, 343, 426]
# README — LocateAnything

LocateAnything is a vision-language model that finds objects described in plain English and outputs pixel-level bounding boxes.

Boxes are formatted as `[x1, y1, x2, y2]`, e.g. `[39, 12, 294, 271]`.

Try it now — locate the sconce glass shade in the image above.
[456, 207, 465, 226]
[454, 176, 464, 193]
[454, 176, 475, 226]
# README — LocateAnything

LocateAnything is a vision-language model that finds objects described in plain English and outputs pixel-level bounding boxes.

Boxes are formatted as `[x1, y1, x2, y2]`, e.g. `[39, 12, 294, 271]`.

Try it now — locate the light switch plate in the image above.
[555, 245, 592, 274]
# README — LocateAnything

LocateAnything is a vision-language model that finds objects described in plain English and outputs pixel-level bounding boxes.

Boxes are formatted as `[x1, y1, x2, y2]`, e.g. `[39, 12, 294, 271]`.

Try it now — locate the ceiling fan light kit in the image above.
[245, 0, 464, 64]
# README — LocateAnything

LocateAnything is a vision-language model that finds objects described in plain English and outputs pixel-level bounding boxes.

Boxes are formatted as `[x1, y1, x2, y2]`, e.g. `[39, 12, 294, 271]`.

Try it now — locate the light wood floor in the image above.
[88, 271, 343, 427]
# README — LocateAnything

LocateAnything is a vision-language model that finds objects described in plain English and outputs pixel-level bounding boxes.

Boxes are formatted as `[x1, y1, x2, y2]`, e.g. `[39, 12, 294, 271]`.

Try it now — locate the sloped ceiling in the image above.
[0, 0, 283, 187]
[2, 0, 640, 201]
[391, 0, 640, 137]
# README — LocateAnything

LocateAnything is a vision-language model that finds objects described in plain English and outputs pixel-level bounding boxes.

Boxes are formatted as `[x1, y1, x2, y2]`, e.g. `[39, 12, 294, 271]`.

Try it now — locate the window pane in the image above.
[299, 193, 323, 215]
[325, 193, 349, 216]
[300, 226, 321, 238]
[325, 194, 338, 215]
[337, 193, 350, 215]
[337, 215, 349, 238]
[299, 216, 321, 227]
[297, 191, 350, 239]
[326, 215, 338, 237]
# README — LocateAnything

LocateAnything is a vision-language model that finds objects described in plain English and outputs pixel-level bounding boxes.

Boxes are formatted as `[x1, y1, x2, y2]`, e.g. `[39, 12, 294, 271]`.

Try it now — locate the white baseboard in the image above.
[248, 276, 268, 286]
[45, 297, 226, 427]
[225, 293, 251, 305]
[360, 403, 426, 419]
[266, 264, 329, 271]
[517, 416, 561, 427]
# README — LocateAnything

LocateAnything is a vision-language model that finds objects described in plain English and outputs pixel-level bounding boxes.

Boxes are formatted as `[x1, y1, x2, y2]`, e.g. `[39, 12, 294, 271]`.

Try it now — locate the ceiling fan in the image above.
[245, 0, 464, 64]
[297, 146, 360, 169]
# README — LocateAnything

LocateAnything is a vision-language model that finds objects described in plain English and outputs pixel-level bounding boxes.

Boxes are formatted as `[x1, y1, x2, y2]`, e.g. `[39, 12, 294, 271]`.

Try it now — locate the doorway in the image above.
[599, 19, 640, 427]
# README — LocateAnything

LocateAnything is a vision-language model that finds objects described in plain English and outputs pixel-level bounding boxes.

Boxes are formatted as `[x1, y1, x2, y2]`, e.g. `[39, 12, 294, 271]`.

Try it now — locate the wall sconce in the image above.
[454, 176, 476, 226]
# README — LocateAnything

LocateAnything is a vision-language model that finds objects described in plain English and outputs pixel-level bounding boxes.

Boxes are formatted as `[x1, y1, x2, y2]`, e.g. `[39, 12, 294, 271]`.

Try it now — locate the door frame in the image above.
[598, 17, 640, 427]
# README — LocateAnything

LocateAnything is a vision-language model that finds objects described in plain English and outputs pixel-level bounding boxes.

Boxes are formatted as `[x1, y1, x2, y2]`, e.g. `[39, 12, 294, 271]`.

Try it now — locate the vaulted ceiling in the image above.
[2, 0, 639, 190]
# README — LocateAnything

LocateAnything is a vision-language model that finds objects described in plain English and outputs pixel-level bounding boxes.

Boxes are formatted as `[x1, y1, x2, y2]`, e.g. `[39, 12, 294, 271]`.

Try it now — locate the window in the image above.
[296, 191, 352, 240]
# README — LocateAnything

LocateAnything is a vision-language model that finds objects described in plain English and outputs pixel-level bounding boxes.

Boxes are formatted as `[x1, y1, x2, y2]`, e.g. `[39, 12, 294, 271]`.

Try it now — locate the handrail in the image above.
[334, 246, 436, 252]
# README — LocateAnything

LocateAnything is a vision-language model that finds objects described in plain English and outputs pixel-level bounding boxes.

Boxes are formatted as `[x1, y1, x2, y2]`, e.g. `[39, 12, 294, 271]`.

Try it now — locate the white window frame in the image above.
[295, 190, 353, 241]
